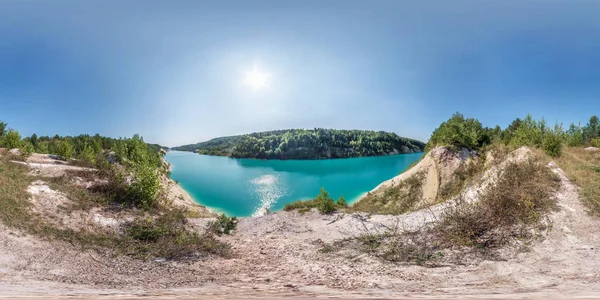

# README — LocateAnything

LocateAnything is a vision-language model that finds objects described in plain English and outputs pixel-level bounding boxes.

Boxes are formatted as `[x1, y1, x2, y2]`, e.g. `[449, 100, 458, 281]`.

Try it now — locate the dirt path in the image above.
[1, 160, 600, 298]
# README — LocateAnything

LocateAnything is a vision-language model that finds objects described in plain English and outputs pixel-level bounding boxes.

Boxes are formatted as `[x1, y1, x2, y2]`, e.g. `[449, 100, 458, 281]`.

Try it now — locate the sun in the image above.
[243, 68, 270, 91]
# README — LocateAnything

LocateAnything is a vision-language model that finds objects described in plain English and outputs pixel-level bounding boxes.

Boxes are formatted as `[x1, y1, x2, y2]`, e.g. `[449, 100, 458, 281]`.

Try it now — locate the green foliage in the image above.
[591, 138, 600, 148]
[123, 209, 232, 259]
[336, 195, 348, 208]
[0, 121, 7, 137]
[1, 129, 22, 149]
[583, 115, 599, 143]
[125, 163, 161, 209]
[542, 126, 563, 157]
[55, 140, 74, 160]
[283, 199, 319, 211]
[174, 129, 426, 159]
[426, 113, 489, 152]
[207, 214, 238, 235]
[19, 141, 34, 157]
[284, 188, 348, 213]
[316, 187, 336, 214]
[509, 114, 545, 148]
[78, 144, 97, 164]
[566, 123, 584, 147]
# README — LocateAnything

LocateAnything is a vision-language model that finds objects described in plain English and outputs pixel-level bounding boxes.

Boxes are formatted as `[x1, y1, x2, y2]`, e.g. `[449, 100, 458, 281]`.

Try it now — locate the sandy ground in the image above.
[1, 151, 600, 298]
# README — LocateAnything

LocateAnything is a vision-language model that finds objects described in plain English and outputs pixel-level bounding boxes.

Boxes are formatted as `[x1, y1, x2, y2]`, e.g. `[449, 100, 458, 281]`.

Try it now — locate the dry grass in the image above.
[323, 156, 560, 265]
[0, 154, 37, 230]
[552, 147, 600, 214]
[437, 159, 559, 248]
[0, 155, 232, 260]
[349, 171, 425, 215]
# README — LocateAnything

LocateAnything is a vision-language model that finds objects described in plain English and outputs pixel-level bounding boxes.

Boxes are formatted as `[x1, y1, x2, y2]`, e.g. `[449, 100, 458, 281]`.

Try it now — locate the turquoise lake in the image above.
[165, 151, 422, 217]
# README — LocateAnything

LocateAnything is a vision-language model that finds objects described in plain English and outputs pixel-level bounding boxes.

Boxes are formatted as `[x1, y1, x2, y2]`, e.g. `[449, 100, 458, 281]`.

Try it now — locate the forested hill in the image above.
[172, 129, 426, 160]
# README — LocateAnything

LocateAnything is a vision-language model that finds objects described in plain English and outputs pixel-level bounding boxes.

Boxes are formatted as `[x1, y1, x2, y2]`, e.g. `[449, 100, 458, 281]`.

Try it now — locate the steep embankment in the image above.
[352, 146, 478, 214]
[1, 147, 600, 298]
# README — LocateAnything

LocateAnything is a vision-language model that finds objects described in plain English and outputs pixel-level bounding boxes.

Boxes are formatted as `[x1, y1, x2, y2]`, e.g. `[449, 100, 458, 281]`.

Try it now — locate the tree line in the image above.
[426, 113, 600, 157]
[0, 120, 167, 208]
[174, 128, 426, 159]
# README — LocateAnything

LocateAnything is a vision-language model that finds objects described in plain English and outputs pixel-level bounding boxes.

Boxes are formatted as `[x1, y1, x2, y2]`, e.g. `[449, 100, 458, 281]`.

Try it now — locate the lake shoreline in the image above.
[165, 150, 423, 217]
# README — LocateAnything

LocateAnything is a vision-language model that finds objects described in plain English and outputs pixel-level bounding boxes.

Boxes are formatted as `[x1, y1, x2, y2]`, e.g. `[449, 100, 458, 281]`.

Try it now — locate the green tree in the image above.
[56, 140, 74, 159]
[543, 124, 563, 157]
[336, 195, 348, 208]
[509, 114, 544, 147]
[126, 163, 160, 209]
[2, 129, 21, 149]
[583, 115, 599, 143]
[315, 187, 336, 214]
[20, 141, 34, 157]
[79, 144, 96, 163]
[30, 133, 38, 148]
[566, 123, 584, 147]
[0, 121, 7, 138]
[426, 113, 489, 151]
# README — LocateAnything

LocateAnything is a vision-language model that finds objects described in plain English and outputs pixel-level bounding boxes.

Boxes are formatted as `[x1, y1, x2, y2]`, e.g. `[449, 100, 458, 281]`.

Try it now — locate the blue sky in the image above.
[1, 0, 599, 146]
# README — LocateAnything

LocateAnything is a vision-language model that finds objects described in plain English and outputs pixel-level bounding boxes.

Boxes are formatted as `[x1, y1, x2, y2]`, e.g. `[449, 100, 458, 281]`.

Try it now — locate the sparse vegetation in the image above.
[552, 147, 600, 214]
[323, 157, 560, 265]
[207, 214, 239, 235]
[0, 119, 232, 260]
[283, 187, 348, 214]
[350, 171, 425, 215]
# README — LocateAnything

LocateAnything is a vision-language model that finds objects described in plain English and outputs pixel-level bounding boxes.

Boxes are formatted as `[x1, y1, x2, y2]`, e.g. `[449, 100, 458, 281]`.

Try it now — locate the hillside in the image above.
[3, 145, 600, 298]
[173, 128, 426, 159]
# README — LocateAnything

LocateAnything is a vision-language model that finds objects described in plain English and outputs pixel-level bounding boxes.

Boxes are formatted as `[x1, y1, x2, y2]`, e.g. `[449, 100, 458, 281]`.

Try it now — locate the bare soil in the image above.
[1, 151, 600, 298]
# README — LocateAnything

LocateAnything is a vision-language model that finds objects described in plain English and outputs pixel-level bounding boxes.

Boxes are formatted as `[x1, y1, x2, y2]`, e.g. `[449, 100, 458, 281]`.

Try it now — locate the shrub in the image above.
[125, 209, 232, 258]
[591, 138, 600, 148]
[316, 187, 336, 214]
[283, 199, 318, 211]
[439, 159, 559, 248]
[509, 114, 545, 148]
[208, 214, 238, 235]
[1, 129, 21, 149]
[426, 113, 489, 152]
[336, 195, 348, 208]
[126, 163, 160, 209]
[56, 140, 74, 160]
[19, 141, 34, 157]
[78, 144, 97, 164]
[543, 130, 563, 157]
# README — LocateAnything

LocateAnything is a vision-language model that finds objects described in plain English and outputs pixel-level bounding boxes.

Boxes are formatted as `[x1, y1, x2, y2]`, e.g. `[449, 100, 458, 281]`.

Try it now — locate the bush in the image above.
[283, 199, 318, 211]
[1, 129, 21, 149]
[509, 114, 545, 148]
[56, 140, 74, 160]
[336, 195, 348, 208]
[316, 187, 336, 214]
[126, 163, 160, 209]
[543, 130, 563, 157]
[426, 113, 489, 152]
[19, 141, 34, 157]
[125, 209, 232, 259]
[591, 138, 600, 148]
[208, 214, 238, 235]
[439, 159, 559, 248]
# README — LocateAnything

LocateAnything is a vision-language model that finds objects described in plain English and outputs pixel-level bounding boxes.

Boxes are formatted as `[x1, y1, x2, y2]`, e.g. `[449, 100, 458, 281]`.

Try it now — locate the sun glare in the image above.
[243, 68, 270, 91]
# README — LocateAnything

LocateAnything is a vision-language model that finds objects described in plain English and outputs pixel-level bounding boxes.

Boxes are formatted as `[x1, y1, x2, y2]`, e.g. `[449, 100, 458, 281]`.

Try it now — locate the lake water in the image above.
[165, 151, 422, 217]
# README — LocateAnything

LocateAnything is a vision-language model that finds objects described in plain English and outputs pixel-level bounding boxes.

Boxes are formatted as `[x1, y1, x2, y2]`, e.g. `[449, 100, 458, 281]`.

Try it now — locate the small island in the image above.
[172, 128, 425, 160]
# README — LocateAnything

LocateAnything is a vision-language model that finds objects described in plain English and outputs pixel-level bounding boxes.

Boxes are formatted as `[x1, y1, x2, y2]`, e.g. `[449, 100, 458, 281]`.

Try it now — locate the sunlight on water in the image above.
[166, 151, 423, 217]
[250, 174, 289, 216]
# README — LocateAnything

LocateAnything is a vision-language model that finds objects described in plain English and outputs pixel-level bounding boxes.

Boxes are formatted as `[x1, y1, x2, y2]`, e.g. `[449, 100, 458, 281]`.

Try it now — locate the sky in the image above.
[1, 0, 599, 147]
